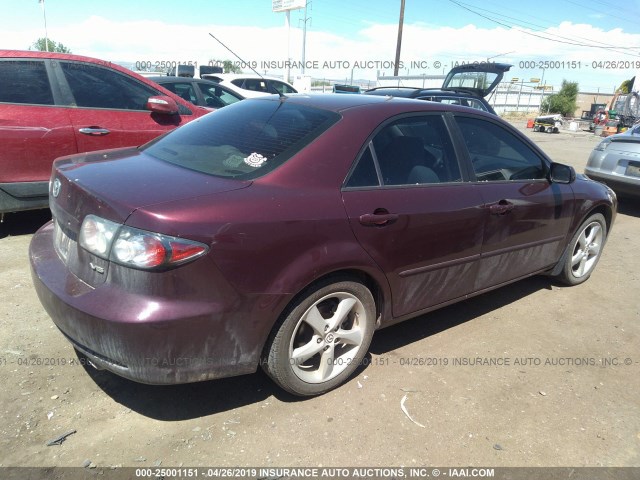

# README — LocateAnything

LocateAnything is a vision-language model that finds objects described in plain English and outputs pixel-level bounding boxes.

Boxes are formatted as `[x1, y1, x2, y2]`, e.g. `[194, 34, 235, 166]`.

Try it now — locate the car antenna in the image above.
[208, 33, 287, 100]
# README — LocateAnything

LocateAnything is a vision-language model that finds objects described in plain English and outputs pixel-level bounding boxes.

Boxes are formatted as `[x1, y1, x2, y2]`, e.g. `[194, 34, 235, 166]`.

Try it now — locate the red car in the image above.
[0, 50, 209, 217]
[30, 94, 616, 396]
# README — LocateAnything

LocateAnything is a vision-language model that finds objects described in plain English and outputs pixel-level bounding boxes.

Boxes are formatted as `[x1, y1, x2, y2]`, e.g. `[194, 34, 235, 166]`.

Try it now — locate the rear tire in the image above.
[262, 279, 376, 396]
[554, 213, 607, 286]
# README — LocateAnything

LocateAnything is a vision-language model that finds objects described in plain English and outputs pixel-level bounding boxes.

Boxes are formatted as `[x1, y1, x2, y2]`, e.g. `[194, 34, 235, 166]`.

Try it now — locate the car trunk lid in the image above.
[442, 63, 511, 98]
[49, 147, 250, 286]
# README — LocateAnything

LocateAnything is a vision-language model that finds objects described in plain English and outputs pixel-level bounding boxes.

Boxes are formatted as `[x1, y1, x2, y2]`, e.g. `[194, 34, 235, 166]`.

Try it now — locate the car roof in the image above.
[365, 87, 485, 99]
[251, 93, 496, 118]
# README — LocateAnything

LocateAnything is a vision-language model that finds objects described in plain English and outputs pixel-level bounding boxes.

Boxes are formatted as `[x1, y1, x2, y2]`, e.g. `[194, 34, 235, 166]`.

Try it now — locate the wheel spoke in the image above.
[292, 338, 324, 364]
[303, 305, 328, 335]
[318, 347, 334, 381]
[576, 255, 588, 277]
[327, 297, 357, 331]
[585, 224, 601, 245]
[571, 250, 583, 268]
[576, 231, 587, 250]
[336, 326, 363, 346]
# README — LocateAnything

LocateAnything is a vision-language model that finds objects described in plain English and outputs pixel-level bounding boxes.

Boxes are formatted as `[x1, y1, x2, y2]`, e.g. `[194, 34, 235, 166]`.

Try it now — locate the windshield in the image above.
[143, 100, 340, 179]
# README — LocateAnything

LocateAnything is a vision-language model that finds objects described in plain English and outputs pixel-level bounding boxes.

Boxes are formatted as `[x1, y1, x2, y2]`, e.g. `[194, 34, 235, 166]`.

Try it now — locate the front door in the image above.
[453, 115, 574, 289]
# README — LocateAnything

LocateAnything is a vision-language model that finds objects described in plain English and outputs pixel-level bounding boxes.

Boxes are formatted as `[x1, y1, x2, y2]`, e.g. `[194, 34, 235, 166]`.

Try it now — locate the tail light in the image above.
[79, 215, 208, 270]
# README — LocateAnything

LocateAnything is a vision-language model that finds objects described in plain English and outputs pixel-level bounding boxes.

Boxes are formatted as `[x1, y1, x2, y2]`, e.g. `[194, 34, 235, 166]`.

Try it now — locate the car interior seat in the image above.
[378, 136, 439, 185]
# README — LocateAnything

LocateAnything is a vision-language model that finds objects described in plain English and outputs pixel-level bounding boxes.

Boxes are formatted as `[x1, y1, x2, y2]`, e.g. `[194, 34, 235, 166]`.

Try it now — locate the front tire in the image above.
[555, 213, 607, 286]
[262, 279, 376, 396]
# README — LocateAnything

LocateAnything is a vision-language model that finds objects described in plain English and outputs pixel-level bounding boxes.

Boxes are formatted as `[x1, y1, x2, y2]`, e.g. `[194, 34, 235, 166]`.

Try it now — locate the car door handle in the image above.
[359, 213, 399, 226]
[489, 200, 515, 215]
[78, 127, 110, 136]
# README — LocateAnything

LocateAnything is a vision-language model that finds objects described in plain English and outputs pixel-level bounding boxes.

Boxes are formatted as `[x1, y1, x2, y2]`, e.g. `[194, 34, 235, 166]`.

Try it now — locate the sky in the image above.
[1, 0, 639, 92]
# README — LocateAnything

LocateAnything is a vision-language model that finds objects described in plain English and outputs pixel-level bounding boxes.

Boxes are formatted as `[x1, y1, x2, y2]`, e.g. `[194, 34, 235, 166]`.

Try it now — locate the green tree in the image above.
[617, 78, 634, 94]
[541, 80, 578, 117]
[31, 37, 72, 53]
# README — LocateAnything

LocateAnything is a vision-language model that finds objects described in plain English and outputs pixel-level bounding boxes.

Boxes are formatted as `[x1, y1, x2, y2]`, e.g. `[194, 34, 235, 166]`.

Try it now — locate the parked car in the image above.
[149, 76, 244, 110]
[30, 94, 616, 396]
[364, 63, 511, 115]
[586, 123, 640, 197]
[200, 73, 297, 98]
[0, 50, 209, 216]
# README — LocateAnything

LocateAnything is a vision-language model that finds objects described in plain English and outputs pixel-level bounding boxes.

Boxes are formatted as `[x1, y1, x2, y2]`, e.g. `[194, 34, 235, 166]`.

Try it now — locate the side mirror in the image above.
[549, 162, 576, 184]
[146, 95, 179, 115]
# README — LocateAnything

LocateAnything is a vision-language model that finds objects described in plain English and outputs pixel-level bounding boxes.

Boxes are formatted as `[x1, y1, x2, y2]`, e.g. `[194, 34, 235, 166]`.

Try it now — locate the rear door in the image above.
[452, 114, 574, 289]
[55, 61, 193, 153]
[342, 113, 485, 318]
[0, 58, 77, 193]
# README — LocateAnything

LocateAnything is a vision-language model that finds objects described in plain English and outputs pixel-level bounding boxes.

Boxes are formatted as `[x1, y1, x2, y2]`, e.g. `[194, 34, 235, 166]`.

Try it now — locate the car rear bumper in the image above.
[585, 168, 640, 197]
[29, 221, 277, 385]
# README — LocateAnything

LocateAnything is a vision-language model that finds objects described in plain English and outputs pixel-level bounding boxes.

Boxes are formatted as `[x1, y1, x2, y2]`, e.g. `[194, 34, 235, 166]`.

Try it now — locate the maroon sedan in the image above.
[30, 94, 616, 396]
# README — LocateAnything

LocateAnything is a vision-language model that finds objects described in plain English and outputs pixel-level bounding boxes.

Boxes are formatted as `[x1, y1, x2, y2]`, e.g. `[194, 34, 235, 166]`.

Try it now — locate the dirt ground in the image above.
[0, 123, 639, 470]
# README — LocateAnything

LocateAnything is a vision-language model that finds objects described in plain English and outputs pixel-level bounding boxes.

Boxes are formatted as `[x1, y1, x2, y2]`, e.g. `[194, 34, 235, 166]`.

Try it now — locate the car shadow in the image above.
[617, 197, 640, 217]
[82, 364, 297, 421]
[83, 275, 554, 420]
[0, 210, 51, 239]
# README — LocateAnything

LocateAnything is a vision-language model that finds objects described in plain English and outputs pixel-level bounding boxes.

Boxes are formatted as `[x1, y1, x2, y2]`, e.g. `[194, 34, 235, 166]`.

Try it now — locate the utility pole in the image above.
[39, 0, 49, 52]
[393, 0, 405, 76]
[300, 1, 312, 74]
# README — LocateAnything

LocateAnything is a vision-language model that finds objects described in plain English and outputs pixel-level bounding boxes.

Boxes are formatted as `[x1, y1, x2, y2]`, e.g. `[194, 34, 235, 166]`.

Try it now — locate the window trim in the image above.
[342, 112, 469, 191]
[55, 60, 163, 111]
[449, 112, 552, 184]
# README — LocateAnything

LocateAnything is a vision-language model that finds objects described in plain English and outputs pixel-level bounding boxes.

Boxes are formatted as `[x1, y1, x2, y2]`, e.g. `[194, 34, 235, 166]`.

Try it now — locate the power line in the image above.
[453, 1, 639, 51]
[448, 0, 640, 58]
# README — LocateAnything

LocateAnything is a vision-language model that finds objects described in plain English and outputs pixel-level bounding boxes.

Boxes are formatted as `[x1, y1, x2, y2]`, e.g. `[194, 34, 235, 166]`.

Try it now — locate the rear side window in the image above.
[456, 116, 546, 181]
[61, 62, 159, 110]
[143, 100, 340, 179]
[0, 60, 53, 105]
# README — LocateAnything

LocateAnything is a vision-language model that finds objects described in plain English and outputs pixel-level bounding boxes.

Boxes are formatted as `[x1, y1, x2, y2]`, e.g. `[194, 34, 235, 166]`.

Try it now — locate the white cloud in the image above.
[3, 16, 638, 91]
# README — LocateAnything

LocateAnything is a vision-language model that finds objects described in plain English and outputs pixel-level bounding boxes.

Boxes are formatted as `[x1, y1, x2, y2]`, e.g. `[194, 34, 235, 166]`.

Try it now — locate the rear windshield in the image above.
[142, 99, 340, 179]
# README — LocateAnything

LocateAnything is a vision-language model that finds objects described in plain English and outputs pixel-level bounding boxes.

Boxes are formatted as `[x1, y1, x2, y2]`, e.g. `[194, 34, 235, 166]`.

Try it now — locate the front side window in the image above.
[0, 60, 53, 105]
[143, 100, 340, 179]
[61, 62, 160, 110]
[456, 116, 547, 181]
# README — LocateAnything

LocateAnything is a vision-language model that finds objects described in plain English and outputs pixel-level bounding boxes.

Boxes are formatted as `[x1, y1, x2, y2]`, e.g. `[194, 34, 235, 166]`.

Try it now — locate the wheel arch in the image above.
[549, 205, 611, 277]
[259, 267, 389, 360]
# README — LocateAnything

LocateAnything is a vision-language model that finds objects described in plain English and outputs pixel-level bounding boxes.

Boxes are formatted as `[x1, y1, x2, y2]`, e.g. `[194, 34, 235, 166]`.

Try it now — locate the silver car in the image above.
[586, 124, 640, 196]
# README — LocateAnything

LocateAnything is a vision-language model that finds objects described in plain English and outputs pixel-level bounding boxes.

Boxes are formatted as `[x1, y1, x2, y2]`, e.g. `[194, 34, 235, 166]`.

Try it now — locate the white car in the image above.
[200, 73, 297, 98]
